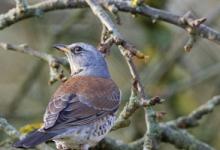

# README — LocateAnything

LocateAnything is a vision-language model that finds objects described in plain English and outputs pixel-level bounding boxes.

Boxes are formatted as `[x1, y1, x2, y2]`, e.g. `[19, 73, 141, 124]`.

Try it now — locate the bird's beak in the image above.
[53, 44, 69, 53]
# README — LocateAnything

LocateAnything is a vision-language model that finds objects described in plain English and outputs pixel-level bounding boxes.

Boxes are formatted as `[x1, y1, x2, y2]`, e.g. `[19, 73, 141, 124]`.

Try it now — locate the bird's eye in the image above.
[71, 46, 83, 54]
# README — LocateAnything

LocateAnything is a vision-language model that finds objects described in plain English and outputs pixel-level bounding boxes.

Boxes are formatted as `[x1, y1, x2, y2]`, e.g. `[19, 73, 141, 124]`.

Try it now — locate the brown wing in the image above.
[42, 76, 120, 130]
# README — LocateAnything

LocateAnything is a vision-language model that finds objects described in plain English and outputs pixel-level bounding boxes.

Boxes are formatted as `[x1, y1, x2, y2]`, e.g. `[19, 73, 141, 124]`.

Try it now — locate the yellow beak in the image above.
[53, 44, 69, 52]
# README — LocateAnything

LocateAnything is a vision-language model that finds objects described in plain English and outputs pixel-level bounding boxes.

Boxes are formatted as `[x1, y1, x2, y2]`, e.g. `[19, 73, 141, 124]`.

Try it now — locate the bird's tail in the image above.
[13, 130, 57, 149]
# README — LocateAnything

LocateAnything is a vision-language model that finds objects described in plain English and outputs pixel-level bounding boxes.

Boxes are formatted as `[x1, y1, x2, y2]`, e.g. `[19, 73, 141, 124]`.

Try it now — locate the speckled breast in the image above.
[53, 115, 116, 150]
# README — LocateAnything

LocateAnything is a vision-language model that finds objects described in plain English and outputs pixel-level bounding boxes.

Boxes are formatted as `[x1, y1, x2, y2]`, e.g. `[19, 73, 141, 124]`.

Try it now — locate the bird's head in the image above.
[53, 43, 110, 78]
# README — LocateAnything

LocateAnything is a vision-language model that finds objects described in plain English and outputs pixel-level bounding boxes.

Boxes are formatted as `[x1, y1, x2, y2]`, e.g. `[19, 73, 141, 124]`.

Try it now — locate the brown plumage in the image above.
[43, 76, 120, 130]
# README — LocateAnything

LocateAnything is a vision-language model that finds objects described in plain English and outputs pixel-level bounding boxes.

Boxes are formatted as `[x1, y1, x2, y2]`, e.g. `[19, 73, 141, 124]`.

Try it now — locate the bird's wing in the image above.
[42, 77, 120, 130]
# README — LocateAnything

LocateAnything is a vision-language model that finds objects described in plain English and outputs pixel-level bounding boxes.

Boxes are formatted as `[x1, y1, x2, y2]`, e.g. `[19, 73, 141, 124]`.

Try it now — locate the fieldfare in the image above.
[13, 43, 121, 150]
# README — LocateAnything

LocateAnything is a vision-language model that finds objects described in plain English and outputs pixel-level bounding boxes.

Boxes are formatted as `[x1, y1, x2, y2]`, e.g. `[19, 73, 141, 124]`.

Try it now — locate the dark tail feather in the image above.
[13, 130, 57, 149]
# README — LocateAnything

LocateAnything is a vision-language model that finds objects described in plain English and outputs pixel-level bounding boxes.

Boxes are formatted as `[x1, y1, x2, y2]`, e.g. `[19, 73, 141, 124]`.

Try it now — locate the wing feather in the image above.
[42, 77, 120, 131]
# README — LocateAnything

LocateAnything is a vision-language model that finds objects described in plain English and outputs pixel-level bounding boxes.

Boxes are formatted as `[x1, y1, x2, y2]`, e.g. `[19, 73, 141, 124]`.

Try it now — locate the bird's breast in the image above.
[53, 114, 116, 149]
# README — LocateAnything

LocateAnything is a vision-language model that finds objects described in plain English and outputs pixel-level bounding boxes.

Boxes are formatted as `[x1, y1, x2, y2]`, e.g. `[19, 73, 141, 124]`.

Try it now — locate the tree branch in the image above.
[0, 117, 54, 150]
[115, 3, 220, 46]
[113, 91, 164, 131]
[166, 96, 220, 129]
[1, 0, 220, 150]
[0, 117, 20, 139]
[0, 42, 68, 84]
[0, 0, 220, 48]
[14, 0, 28, 11]
[160, 124, 214, 150]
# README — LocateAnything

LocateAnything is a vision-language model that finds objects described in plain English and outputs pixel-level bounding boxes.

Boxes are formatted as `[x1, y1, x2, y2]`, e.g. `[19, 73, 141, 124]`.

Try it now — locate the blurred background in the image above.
[1, 0, 220, 149]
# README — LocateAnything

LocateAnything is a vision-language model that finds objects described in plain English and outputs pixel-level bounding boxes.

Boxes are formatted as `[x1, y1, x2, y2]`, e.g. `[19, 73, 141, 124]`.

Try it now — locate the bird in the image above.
[13, 43, 121, 150]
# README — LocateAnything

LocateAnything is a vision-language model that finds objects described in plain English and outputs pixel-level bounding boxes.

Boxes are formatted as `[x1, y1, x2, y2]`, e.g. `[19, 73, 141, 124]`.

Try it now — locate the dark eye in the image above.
[71, 46, 83, 54]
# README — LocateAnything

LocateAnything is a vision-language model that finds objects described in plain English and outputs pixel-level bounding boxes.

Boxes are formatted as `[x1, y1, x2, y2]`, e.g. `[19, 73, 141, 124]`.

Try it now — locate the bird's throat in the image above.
[70, 66, 110, 78]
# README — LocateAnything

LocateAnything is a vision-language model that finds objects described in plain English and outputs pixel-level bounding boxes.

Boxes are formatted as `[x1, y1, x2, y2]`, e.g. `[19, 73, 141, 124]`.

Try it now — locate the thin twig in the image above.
[0, 42, 68, 84]
[112, 89, 139, 131]
[112, 95, 165, 131]
[0, 117, 20, 139]
[166, 96, 220, 128]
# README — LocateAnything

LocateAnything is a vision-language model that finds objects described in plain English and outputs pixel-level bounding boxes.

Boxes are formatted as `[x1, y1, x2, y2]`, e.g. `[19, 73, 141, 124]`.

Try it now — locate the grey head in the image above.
[53, 42, 110, 78]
